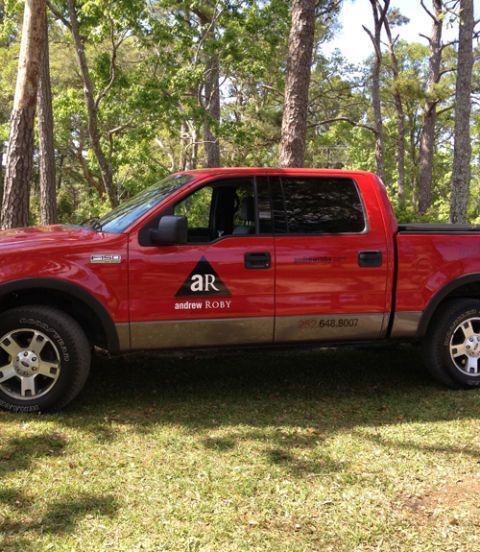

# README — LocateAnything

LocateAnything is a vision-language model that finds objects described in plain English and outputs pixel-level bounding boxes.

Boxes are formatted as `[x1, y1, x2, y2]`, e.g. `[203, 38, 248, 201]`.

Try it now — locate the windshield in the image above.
[96, 173, 194, 233]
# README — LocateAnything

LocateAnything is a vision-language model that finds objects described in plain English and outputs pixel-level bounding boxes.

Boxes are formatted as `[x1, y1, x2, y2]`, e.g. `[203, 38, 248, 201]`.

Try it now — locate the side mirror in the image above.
[150, 215, 188, 246]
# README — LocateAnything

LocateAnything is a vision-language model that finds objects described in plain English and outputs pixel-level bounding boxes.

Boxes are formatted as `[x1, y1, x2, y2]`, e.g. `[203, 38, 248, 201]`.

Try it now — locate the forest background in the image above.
[0, 0, 478, 228]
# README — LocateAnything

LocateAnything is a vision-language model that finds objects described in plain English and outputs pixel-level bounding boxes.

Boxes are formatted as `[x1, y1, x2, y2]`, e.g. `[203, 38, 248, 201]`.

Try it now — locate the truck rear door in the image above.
[270, 174, 391, 343]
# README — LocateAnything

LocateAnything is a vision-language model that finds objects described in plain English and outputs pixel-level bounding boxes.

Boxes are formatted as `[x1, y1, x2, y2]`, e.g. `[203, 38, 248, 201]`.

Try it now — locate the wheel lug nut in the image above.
[23, 351, 28, 356]
[32, 357, 36, 362]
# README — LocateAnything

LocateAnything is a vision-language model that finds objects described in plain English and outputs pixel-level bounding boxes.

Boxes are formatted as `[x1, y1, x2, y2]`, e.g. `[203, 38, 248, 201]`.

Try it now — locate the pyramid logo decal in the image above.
[176, 256, 231, 297]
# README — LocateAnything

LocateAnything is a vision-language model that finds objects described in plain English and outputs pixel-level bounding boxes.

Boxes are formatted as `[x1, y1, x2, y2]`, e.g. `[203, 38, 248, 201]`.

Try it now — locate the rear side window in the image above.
[274, 177, 366, 234]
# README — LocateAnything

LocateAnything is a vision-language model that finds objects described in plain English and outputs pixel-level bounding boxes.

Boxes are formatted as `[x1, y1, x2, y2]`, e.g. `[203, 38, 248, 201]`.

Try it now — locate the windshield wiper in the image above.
[81, 217, 103, 231]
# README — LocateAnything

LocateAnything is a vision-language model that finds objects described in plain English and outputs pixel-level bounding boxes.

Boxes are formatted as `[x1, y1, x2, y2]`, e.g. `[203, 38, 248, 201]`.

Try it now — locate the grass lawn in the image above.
[1, 344, 480, 551]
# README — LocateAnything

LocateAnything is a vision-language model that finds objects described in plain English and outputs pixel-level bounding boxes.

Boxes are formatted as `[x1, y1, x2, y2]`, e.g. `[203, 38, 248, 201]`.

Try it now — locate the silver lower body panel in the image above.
[116, 311, 405, 351]
[275, 313, 386, 343]
[390, 311, 422, 338]
[127, 317, 274, 350]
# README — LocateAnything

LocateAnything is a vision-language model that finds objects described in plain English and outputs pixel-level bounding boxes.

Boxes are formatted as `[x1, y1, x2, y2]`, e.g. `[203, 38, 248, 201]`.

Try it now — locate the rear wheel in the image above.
[0, 306, 91, 412]
[424, 299, 480, 389]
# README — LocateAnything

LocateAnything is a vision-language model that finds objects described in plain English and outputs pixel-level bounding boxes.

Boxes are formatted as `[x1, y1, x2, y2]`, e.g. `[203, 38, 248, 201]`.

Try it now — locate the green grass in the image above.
[2, 344, 480, 551]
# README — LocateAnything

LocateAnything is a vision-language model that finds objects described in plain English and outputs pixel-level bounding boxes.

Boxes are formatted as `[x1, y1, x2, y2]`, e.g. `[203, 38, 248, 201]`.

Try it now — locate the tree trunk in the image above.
[409, 116, 419, 212]
[203, 53, 221, 168]
[0, 143, 4, 205]
[449, 0, 474, 223]
[1, 0, 46, 229]
[418, 0, 443, 215]
[363, 0, 390, 183]
[67, 0, 117, 207]
[38, 10, 57, 225]
[384, 16, 406, 207]
[180, 119, 190, 171]
[279, 0, 316, 168]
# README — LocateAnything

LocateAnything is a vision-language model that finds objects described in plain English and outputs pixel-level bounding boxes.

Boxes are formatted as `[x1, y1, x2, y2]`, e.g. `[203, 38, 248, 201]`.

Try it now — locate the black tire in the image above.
[424, 298, 480, 389]
[0, 306, 91, 413]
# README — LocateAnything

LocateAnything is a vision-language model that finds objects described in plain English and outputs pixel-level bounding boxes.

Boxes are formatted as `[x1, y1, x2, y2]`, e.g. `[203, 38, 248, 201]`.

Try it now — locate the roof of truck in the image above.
[182, 167, 377, 178]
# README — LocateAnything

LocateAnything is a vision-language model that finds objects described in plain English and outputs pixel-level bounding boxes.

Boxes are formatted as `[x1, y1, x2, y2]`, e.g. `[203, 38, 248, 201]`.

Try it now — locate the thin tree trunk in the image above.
[195, 3, 221, 169]
[449, 0, 474, 223]
[67, 0, 117, 207]
[279, 0, 316, 168]
[74, 148, 104, 197]
[363, 0, 390, 183]
[180, 119, 190, 171]
[1, 0, 46, 229]
[418, 0, 443, 215]
[38, 10, 57, 225]
[410, 117, 419, 212]
[384, 16, 406, 207]
[0, 143, 3, 205]
[203, 53, 221, 168]
[191, 127, 198, 169]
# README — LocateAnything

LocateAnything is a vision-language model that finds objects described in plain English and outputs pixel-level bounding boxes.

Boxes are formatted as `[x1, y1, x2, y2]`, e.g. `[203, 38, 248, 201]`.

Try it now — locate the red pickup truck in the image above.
[1, 168, 480, 412]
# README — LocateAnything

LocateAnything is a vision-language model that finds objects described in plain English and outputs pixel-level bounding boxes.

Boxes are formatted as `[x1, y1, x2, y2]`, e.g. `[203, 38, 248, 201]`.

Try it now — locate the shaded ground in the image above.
[1, 344, 480, 551]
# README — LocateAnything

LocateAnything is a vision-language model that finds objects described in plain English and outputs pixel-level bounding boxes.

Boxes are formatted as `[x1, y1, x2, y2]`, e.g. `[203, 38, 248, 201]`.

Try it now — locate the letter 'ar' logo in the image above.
[176, 256, 231, 297]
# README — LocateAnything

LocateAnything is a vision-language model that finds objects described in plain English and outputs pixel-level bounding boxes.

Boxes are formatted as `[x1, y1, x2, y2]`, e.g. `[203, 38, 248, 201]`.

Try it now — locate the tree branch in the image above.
[309, 117, 377, 135]
[438, 66, 457, 77]
[191, 0, 223, 66]
[107, 117, 135, 137]
[46, 0, 71, 29]
[362, 25, 382, 60]
[94, 22, 127, 110]
[419, 33, 433, 45]
[420, 0, 437, 22]
[440, 38, 458, 51]
[436, 104, 455, 116]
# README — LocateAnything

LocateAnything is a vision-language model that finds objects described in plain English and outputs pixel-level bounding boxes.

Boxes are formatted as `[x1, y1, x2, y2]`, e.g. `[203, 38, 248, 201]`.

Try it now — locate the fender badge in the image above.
[90, 254, 122, 264]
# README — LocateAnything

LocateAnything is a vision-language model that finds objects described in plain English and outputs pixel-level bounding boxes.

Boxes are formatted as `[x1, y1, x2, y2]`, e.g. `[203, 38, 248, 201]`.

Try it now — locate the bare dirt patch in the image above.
[402, 480, 480, 522]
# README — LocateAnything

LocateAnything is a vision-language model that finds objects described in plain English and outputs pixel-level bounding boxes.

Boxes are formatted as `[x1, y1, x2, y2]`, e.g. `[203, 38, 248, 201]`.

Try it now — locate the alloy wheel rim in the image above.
[449, 317, 480, 376]
[0, 328, 61, 400]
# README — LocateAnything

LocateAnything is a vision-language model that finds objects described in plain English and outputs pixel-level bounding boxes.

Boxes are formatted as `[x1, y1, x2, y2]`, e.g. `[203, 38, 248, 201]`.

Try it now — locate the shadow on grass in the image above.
[0, 433, 118, 549]
[4, 344, 480, 479]
[359, 431, 480, 460]
[0, 490, 117, 536]
[50, 345, 478, 470]
[0, 433, 67, 476]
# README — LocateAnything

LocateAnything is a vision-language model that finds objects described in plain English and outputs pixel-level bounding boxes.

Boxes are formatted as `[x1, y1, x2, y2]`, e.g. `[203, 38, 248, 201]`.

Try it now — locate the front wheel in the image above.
[0, 306, 91, 412]
[424, 299, 480, 389]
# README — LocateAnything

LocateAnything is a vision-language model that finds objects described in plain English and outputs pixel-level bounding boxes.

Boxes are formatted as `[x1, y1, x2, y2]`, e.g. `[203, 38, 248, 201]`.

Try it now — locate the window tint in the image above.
[256, 176, 273, 234]
[276, 177, 365, 234]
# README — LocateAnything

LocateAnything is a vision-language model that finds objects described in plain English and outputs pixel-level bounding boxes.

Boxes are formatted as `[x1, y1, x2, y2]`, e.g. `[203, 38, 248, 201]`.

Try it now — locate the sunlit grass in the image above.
[1, 345, 480, 551]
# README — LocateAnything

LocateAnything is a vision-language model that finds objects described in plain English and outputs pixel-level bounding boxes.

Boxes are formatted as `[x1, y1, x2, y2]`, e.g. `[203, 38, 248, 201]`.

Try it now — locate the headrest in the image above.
[240, 196, 255, 221]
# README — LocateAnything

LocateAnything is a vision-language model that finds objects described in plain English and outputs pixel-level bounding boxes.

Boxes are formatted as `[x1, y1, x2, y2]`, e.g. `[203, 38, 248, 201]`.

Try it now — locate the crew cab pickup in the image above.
[1, 168, 480, 412]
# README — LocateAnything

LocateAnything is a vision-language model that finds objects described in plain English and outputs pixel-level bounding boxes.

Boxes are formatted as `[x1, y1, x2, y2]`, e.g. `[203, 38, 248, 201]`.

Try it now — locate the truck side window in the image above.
[273, 177, 366, 235]
[172, 179, 256, 243]
[174, 186, 213, 241]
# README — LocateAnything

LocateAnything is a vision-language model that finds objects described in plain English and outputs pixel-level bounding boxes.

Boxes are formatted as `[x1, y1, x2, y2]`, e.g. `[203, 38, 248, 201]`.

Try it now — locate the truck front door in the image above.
[128, 177, 275, 349]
